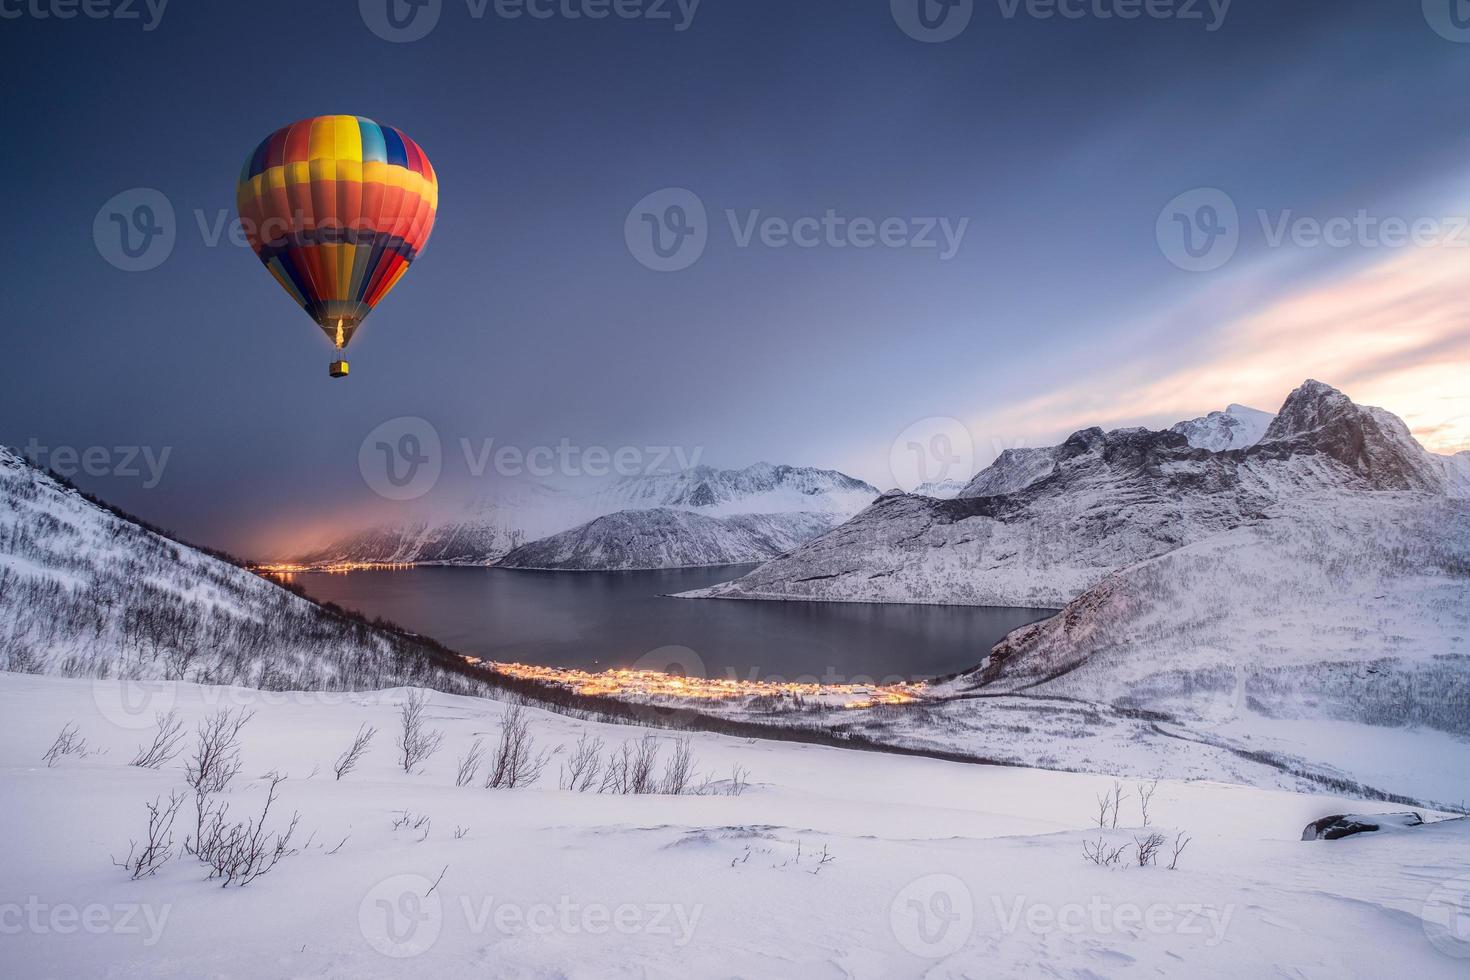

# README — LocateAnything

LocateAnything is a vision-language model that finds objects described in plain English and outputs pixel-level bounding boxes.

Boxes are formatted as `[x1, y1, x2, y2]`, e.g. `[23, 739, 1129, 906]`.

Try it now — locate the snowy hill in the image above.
[301, 464, 878, 569]
[969, 494, 1470, 734]
[686, 381, 1461, 607]
[0, 446, 494, 695]
[6, 674, 1467, 978]
[1169, 403, 1274, 451]
[495, 508, 835, 570]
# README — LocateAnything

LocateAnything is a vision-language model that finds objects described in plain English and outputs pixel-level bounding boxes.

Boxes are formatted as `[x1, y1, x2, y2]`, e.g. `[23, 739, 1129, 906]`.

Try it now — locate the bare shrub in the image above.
[1169, 832, 1192, 870]
[1094, 790, 1113, 828]
[334, 724, 377, 781]
[600, 740, 633, 794]
[1137, 779, 1159, 826]
[1134, 831, 1167, 866]
[130, 710, 185, 769]
[1110, 781, 1128, 829]
[629, 735, 660, 795]
[112, 791, 185, 879]
[455, 738, 487, 788]
[185, 709, 253, 794]
[1082, 836, 1129, 867]
[484, 704, 549, 789]
[727, 765, 750, 797]
[42, 722, 88, 767]
[396, 692, 445, 774]
[559, 734, 604, 792]
[194, 773, 301, 887]
[659, 736, 696, 796]
[391, 810, 432, 842]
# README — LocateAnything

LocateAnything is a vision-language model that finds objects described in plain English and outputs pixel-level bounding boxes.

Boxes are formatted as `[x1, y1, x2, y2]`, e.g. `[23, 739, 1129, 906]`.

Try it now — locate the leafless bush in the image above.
[453, 825, 470, 840]
[484, 704, 549, 789]
[185, 709, 253, 794]
[1094, 790, 1113, 828]
[810, 844, 835, 875]
[1134, 831, 1168, 866]
[1138, 779, 1159, 826]
[1110, 781, 1128, 829]
[1169, 832, 1192, 870]
[559, 734, 604, 792]
[629, 735, 660, 795]
[455, 737, 487, 788]
[42, 722, 88, 767]
[391, 810, 432, 842]
[660, 737, 696, 796]
[600, 740, 633, 794]
[727, 765, 750, 797]
[396, 692, 445, 774]
[112, 791, 184, 879]
[334, 724, 377, 781]
[1082, 835, 1129, 867]
[192, 773, 301, 886]
[130, 710, 185, 769]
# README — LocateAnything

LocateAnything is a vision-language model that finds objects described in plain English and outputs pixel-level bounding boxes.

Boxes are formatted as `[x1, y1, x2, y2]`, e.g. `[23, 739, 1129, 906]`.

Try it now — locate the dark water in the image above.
[291, 566, 1055, 684]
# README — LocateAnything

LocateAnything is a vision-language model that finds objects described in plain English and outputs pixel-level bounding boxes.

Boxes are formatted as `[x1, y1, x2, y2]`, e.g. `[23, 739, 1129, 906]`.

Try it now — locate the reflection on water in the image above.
[292, 565, 1056, 684]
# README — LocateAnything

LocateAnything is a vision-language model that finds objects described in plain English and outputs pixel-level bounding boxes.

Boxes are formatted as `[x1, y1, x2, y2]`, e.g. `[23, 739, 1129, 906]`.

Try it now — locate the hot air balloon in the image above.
[236, 115, 438, 378]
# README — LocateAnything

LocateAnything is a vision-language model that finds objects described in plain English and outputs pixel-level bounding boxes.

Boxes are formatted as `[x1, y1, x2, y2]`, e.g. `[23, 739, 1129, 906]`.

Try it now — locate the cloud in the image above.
[964, 244, 1470, 456]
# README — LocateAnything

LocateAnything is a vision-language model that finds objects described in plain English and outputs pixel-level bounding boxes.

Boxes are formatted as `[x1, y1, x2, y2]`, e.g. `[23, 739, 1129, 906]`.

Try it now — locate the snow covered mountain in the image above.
[300, 463, 878, 569]
[686, 381, 1463, 608]
[1169, 402, 1274, 451]
[495, 508, 835, 570]
[0, 446, 494, 695]
[912, 477, 968, 499]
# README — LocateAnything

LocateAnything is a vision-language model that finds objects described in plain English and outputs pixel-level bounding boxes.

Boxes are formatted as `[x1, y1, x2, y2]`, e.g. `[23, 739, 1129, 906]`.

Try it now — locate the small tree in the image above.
[42, 722, 88, 767]
[455, 738, 487, 788]
[1169, 832, 1192, 870]
[396, 692, 444, 775]
[559, 734, 604, 792]
[660, 737, 696, 796]
[130, 711, 186, 770]
[484, 704, 549, 789]
[1137, 779, 1159, 826]
[1134, 832, 1167, 866]
[334, 724, 377, 781]
[113, 791, 185, 879]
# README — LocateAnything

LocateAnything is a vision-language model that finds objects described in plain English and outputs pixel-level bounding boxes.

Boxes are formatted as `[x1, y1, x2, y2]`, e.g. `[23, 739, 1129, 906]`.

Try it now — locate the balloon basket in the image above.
[329, 359, 350, 379]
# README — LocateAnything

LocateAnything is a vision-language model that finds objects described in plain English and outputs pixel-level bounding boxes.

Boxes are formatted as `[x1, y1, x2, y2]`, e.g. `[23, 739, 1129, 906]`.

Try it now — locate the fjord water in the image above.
[292, 566, 1055, 683]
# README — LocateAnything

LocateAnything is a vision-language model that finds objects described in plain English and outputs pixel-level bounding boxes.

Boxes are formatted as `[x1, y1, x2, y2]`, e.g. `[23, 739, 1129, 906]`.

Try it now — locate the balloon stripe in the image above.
[237, 116, 437, 350]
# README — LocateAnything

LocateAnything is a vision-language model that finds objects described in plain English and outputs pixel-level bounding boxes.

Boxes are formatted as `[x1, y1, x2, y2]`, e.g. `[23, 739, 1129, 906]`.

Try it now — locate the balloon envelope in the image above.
[236, 115, 438, 351]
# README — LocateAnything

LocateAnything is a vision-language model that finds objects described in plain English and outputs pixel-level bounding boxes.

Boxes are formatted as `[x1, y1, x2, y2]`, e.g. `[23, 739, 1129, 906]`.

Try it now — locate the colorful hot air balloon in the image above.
[236, 115, 438, 378]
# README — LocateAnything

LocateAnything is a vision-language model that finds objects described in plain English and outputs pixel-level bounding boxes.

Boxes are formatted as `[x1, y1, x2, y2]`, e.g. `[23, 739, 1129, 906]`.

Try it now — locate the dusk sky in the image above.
[4, 0, 1470, 558]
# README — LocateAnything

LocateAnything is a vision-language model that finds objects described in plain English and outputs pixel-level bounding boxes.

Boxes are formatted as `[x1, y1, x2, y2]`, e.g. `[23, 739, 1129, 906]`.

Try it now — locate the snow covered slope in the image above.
[687, 381, 1458, 607]
[6, 674, 1467, 978]
[0, 446, 491, 695]
[302, 464, 878, 569]
[970, 494, 1470, 734]
[495, 508, 835, 570]
[1170, 403, 1274, 451]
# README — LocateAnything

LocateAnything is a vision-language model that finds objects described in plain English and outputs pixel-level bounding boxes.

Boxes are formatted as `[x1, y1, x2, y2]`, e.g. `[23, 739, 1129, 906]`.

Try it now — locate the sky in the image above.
[3, 0, 1470, 558]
